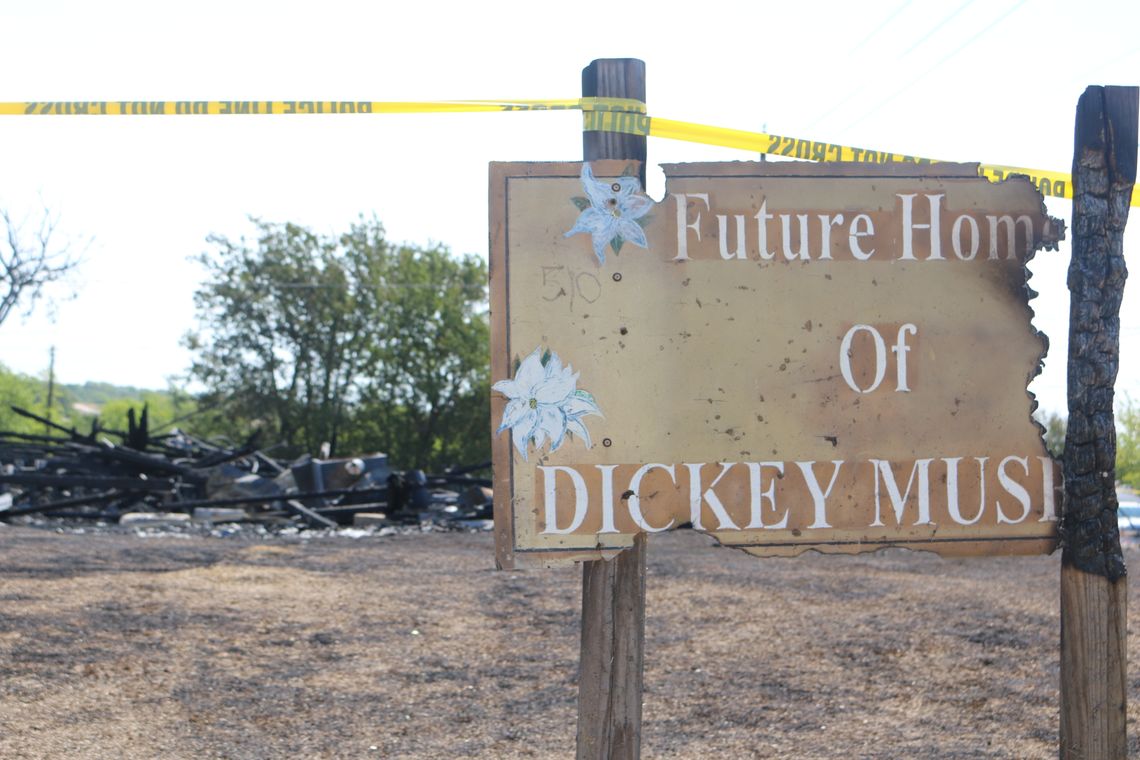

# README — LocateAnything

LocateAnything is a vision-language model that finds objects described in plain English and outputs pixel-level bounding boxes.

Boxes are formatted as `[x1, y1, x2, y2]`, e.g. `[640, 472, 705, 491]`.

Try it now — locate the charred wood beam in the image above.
[190, 442, 264, 469]
[77, 442, 206, 481]
[165, 486, 386, 511]
[283, 499, 338, 529]
[313, 501, 387, 514]
[427, 475, 493, 489]
[9, 405, 89, 442]
[252, 452, 285, 476]
[0, 431, 76, 445]
[0, 472, 177, 491]
[2, 489, 120, 517]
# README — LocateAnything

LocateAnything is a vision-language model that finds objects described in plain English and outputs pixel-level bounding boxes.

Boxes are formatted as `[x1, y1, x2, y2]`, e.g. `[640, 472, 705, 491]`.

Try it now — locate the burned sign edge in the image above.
[490, 161, 1063, 570]
[986, 172, 1067, 469]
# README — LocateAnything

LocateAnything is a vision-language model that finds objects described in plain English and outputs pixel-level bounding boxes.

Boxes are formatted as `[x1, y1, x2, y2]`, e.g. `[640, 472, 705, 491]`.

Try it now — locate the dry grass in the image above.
[1, 525, 1138, 758]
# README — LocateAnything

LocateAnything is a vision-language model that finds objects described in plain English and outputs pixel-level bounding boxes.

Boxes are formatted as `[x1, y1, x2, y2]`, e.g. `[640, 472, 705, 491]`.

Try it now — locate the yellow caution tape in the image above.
[0, 97, 645, 117]
[2, 96, 1134, 206]
[603, 114, 1140, 208]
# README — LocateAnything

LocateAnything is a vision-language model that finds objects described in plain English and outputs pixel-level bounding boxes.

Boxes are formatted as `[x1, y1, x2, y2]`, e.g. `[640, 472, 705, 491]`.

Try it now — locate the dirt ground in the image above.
[1, 523, 1138, 759]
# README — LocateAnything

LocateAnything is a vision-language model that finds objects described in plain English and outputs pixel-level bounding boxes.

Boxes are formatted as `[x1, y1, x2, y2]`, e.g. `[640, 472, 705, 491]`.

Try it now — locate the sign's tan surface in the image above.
[490, 160, 1062, 568]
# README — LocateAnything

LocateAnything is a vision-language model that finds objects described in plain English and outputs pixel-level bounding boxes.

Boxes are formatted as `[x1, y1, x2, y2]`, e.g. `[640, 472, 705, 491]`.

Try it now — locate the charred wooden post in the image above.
[1060, 84, 1137, 759]
[576, 58, 647, 760]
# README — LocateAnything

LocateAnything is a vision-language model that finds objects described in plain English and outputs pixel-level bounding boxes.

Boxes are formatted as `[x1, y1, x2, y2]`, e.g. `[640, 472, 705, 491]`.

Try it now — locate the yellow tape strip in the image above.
[2, 96, 1132, 206]
[639, 115, 1139, 208]
[0, 97, 645, 117]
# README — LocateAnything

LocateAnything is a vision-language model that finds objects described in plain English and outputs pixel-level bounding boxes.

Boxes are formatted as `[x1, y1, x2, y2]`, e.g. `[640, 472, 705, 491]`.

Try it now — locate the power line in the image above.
[849, 0, 916, 55]
[899, 0, 976, 57]
[840, 0, 1030, 133]
[805, 1, 917, 130]
[809, 0, 978, 132]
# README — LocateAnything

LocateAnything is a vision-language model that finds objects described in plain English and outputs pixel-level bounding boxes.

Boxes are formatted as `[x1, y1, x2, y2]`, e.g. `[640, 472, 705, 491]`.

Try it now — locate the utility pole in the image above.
[45, 346, 56, 433]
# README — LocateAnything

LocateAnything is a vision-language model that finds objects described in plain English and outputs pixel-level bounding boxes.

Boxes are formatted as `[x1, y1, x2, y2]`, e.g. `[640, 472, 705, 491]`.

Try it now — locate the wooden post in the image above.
[576, 58, 647, 760]
[1060, 84, 1137, 760]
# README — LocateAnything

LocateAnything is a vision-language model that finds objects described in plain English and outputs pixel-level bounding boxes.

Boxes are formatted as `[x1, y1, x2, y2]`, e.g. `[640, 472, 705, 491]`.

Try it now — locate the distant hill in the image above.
[1, 365, 199, 438]
[61, 381, 159, 408]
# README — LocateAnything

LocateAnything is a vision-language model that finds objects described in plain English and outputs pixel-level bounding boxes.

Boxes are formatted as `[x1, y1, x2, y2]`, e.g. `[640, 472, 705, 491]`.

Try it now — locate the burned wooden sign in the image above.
[490, 160, 1063, 568]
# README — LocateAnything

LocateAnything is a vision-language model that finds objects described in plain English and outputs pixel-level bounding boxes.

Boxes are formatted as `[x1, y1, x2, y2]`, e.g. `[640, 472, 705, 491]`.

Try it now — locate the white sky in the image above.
[0, 0, 1137, 418]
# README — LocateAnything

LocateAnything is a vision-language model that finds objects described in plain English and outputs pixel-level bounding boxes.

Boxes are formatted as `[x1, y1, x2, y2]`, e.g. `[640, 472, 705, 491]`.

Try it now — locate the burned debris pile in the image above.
[0, 405, 491, 531]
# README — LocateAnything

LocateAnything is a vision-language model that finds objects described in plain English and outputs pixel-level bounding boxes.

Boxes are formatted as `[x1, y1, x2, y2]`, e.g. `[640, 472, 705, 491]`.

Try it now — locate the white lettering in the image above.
[685, 462, 740, 530]
[871, 459, 933, 526]
[597, 464, 620, 534]
[672, 193, 710, 261]
[1038, 456, 1058, 522]
[817, 214, 843, 260]
[539, 465, 588, 534]
[840, 324, 888, 393]
[796, 460, 844, 529]
[755, 201, 776, 260]
[627, 463, 677, 532]
[898, 193, 943, 261]
[951, 214, 980, 260]
[717, 213, 747, 260]
[944, 456, 987, 525]
[745, 461, 786, 529]
[996, 455, 1032, 524]
[986, 214, 1033, 260]
[892, 323, 917, 392]
[781, 213, 810, 261]
[849, 213, 875, 260]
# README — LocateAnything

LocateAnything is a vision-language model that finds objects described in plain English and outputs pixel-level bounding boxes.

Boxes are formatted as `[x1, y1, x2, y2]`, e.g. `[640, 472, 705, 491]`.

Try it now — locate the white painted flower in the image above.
[493, 347, 603, 461]
[564, 163, 653, 264]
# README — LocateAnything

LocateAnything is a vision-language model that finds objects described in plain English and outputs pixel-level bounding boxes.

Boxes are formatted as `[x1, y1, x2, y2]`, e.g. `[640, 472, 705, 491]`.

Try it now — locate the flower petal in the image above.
[512, 416, 537, 461]
[513, 347, 546, 394]
[497, 399, 532, 434]
[620, 192, 653, 220]
[565, 207, 614, 237]
[530, 419, 547, 451]
[590, 230, 610, 264]
[536, 406, 567, 452]
[615, 218, 648, 249]
[612, 176, 642, 197]
[491, 377, 523, 400]
[580, 163, 612, 209]
[564, 209, 601, 238]
[565, 416, 594, 449]
[535, 370, 578, 404]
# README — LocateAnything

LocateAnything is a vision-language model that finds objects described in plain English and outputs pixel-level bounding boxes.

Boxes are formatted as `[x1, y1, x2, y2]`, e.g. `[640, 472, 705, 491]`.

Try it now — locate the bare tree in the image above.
[0, 206, 84, 327]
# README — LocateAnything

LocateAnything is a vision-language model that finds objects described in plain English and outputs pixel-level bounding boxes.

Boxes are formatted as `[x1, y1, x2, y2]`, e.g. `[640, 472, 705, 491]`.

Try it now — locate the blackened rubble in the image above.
[0, 405, 492, 533]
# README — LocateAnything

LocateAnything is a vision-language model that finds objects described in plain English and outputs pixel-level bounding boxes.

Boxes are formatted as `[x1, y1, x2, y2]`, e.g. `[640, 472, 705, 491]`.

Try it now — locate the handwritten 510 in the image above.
[541, 266, 602, 312]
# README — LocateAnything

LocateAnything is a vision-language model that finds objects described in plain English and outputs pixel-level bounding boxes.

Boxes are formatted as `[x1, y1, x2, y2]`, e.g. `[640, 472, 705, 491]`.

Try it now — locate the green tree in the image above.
[94, 389, 199, 437]
[1037, 410, 1066, 458]
[338, 220, 489, 468]
[185, 217, 490, 468]
[1118, 395, 1140, 488]
[185, 220, 372, 455]
[0, 363, 75, 434]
